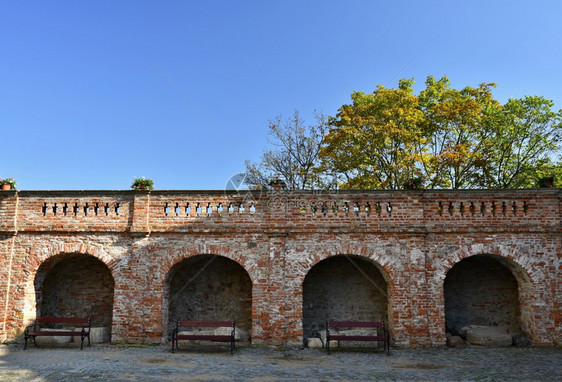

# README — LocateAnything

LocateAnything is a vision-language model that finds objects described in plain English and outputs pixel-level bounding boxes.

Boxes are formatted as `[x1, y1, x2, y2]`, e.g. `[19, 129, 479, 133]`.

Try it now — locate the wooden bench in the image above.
[172, 320, 236, 354]
[326, 320, 389, 355]
[24, 317, 92, 350]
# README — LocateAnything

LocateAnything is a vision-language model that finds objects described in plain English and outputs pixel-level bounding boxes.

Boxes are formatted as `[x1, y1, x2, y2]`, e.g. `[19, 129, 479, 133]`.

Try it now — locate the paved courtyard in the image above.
[0, 343, 560, 381]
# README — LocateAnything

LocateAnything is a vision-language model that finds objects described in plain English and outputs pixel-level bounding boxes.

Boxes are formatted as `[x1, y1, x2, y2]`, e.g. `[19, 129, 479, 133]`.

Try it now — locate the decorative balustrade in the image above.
[40, 201, 122, 217]
[0, 189, 559, 234]
[161, 201, 257, 217]
[30, 198, 535, 219]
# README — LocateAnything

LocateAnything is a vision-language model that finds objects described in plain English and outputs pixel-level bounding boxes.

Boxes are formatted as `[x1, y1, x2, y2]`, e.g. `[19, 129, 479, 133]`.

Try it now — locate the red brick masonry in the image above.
[1, 189, 560, 347]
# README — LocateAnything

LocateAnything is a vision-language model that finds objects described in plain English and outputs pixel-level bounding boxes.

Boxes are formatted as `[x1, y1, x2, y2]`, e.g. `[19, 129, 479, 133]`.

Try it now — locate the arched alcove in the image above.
[166, 254, 252, 336]
[302, 255, 388, 342]
[35, 253, 115, 334]
[444, 254, 522, 335]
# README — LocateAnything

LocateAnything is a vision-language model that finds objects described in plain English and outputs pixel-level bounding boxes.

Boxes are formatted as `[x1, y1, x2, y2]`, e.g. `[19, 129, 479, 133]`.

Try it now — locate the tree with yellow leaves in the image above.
[321, 75, 561, 190]
[418, 76, 501, 189]
[320, 79, 425, 189]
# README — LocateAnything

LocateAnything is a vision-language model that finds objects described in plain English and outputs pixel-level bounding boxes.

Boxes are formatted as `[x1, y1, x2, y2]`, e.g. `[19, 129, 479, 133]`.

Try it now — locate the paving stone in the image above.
[2, 344, 560, 381]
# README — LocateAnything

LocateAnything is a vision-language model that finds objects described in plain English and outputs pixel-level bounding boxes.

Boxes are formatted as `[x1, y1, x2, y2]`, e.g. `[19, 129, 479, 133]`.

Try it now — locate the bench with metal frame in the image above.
[326, 320, 389, 355]
[171, 320, 236, 354]
[24, 317, 92, 350]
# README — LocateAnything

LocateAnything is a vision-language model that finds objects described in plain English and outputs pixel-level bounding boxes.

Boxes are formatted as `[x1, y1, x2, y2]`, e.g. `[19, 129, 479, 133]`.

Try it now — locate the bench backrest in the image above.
[36, 317, 91, 325]
[177, 320, 234, 328]
[327, 321, 385, 329]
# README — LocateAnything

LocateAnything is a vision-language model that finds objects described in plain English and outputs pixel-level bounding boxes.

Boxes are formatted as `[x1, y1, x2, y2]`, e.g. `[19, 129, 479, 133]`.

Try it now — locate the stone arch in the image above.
[294, 242, 397, 286]
[33, 252, 115, 341]
[438, 244, 536, 284]
[160, 244, 258, 285]
[163, 253, 253, 340]
[292, 241, 401, 340]
[302, 254, 390, 344]
[22, 242, 117, 323]
[32, 242, 117, 271]
[439, 244, 539, 343]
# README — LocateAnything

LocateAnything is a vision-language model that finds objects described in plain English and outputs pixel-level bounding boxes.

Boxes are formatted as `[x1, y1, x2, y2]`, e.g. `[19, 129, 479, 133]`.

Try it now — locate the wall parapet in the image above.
[0, 189, 560, 235]
[0, 188, 560, 347]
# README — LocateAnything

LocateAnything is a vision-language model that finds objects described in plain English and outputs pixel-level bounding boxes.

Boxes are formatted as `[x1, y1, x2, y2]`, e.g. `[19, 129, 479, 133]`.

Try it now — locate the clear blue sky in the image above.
[2, 1, 561, 190]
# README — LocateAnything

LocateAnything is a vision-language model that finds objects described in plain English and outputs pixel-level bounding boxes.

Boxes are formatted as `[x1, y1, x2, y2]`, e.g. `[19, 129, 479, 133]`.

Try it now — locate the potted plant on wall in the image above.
[131, 177, 154, 191]
[268, 175, 286, 190]
[402, 176, 424, 190]
[0, 177, 17, 191]
[536, 176, 555, 188]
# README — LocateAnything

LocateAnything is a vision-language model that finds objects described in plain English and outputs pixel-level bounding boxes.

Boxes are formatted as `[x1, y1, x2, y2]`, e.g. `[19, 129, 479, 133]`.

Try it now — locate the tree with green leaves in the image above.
[485, 96, 562, 188]
[320, 79, 425, 189]
[250, 76, 561, 190]
[418, 76, 501, 189]
[321, 75, 561, 190]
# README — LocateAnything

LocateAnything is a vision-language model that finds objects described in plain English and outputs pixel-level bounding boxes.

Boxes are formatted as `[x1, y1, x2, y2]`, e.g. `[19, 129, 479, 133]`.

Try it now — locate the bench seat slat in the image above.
[326, 319, 389, 355]
[175, 335, 232, 342]
[24, 317, 92, 351]
[36, 317, 90, 324]
[327, 321, 384, 328]
[172, 320, 236, 354]
[26, 331, 84, 336]
[177, 321, 233, 328]
[330, 335, 385, 342]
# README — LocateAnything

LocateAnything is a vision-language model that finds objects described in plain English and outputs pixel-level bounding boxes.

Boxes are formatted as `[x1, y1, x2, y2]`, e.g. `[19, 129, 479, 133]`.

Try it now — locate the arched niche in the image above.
[35, 253, 115, 332]
[444, 254, 523, 336]
[302, 255, 389, 342]
[166, 254, 252, 335]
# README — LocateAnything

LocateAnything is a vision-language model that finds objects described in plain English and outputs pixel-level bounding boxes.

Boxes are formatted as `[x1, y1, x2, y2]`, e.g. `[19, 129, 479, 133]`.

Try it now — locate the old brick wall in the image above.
[167, 254, 252, 333]
[38, 253, 115, 328]
[0, 188, 560, 347]
[444, 254, 521, 333]
[302, 255, 388, 340]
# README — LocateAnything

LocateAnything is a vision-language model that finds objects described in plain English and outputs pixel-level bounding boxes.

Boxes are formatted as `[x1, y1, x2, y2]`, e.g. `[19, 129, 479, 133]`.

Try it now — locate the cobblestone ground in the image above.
[0, 343, 560, 381]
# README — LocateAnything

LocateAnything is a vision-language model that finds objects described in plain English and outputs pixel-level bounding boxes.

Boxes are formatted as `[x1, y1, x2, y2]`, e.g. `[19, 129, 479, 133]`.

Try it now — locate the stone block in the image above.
[306, 337, 323, 348]
[337, 329, 379, 337]
[466, 325, 513, 347]
[513, 335, 529, 347]
[214, 327, 250, 342]
[446, 335, 466, 347]
[90, 327, 111, 343]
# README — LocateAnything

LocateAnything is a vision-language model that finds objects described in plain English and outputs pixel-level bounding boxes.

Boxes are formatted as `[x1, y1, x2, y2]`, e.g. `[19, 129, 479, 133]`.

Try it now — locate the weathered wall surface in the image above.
[38, 254, 115, 328]
[0, 189, 560, 347]
[444, 255, 520, 332]
[302, 255, 388, 339]
[168, 254, 252, 333]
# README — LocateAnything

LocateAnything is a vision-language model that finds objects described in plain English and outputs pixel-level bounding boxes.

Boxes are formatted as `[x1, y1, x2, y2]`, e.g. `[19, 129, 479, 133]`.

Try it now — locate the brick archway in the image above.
[289, 240, 414, 346]
[21, 242, 116, 325]
[35, 253, 115, 332]
[293, 243, 397, 286]
[438, 244, 541, 343]
[302, 254, 389, 345]
[444, 254, 522, 335]
[159, 242, 258, 286]
[32, 242, 115, 270]
[163, 253, 253, 340]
